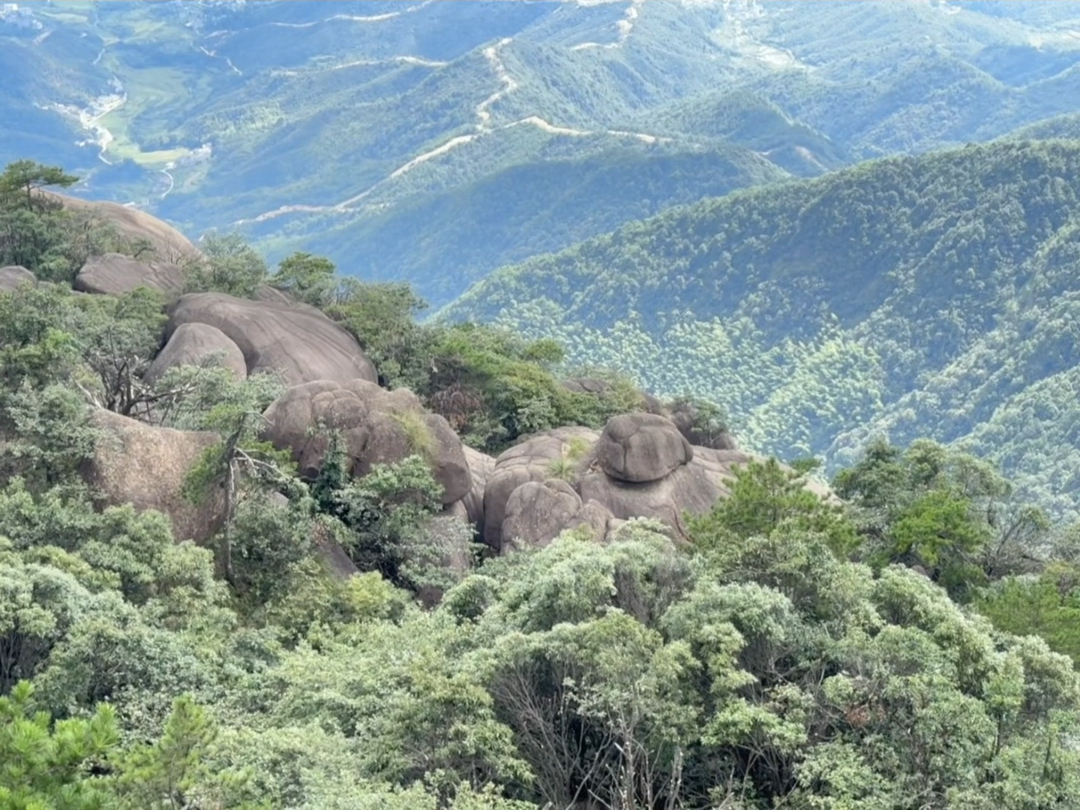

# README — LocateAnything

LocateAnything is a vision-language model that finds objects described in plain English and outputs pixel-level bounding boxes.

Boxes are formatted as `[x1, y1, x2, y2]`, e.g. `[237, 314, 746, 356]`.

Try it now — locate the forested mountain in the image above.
[6, 1, 1080, 302]
[5, 161, 1080, 809]
[443, 139, 1080, 520]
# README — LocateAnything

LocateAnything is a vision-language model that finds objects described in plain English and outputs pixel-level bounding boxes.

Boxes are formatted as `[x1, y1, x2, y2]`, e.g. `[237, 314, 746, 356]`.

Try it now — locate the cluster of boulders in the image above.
[480, 415, 771, 553]
[6, 214, 829, 590]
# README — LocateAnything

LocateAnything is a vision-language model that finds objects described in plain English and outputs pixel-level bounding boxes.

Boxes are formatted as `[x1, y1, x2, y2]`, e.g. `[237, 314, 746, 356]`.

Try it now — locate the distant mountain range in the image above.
[5, 0, 1080, 304]
[442, 139, 1080, 520]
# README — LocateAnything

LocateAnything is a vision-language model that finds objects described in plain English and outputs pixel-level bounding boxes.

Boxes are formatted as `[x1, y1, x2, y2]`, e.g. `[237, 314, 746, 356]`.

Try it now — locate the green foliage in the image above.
[269, 252, 338, 308]
[692, 458, 858, 558]
[835, 439, 1049, 600]
[978, 564, 1080, 666]
[445, 139, 1080, 516]
[0, 681, 117, 810]
[107, 695, 254, 810]
[183, 233, 267, 298]
[327, 281, 433, 390]
[0, 162, 78, 282]
[323, 455, 446, 591]
[0, 162, 138, 284]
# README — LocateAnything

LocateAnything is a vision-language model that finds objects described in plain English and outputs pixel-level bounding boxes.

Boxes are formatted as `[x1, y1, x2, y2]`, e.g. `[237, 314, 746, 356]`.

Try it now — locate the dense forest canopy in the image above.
[443, 138, 1080, 521]
[2, 159, 1080, 809]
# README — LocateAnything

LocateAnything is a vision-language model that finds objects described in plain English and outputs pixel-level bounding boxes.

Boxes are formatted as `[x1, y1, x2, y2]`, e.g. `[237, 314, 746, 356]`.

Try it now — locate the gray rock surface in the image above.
[564, 499, 615, 541]
[145, 322, 248, 384]
[51, 192, 201, 263]
[167, 292, 377, 386]
[262, 381, 370, 480]
[74, 252, 185, 296]
[82, 409, 225, 543]
[578, 462, 721, 541]
[481, 426, 599, 551]
[452, 446, 495, 526]
[668, 400, 739, 449]
[0, 265, 35, 291]
[501, 479, 583, 550]
[261, 379, 471, 504]
[595, 413, 693, 483]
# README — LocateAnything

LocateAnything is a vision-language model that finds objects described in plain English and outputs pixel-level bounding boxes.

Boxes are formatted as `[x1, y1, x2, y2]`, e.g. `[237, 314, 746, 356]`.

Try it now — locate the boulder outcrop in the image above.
[166, 293, 377, 386]
[595, 412, 693, 483]
[261, 379, 471, 504]
[74, 252, 184, 296]
[481, 426, 599, 552]
[501, 479, 584, 550]
[0, 265, 35, 291]
[449, 446, 495, 526]
[82, 409, 225, 543]
[144, 322, 248, 384]
[50, 192, 201, 263]
[481, 414, 814, 551]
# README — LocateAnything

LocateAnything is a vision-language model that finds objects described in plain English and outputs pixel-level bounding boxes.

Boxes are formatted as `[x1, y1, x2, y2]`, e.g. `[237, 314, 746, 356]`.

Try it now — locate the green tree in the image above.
[0, 681, 117, 810]
[183, 234, 266, 298]
[0, 161, 78, 208]
[692, 458, 858, 558]
[269, 252, 338, 307]
[107, 695, 253, 810]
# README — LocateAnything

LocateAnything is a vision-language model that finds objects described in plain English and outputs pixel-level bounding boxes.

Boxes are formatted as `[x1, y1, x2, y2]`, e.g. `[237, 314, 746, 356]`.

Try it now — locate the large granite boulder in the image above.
[50, 192, 201, 263]
[145, 322, 248, 384]
[668, 399, 739, 450]
[0, 265, 35, 291]
[595, 413, 693, 483]
[74, 253, 184, 296]
[481, 418, 819, 550]
[82, 409, 225, 543]
[261, 380, 370, 479]
[501, 479, 583, 550]
[261, 379, 471, 504]
[481, 427, 599, 551]
[578, 462, 722, 540]
[166, 293, 377, 386]
[448, 446, 495, 526]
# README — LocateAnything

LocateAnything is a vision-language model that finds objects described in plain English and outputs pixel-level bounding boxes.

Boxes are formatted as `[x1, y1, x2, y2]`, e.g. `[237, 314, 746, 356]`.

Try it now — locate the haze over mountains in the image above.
[6, 0, 1080, 304]
[5, 0, 1080, 515]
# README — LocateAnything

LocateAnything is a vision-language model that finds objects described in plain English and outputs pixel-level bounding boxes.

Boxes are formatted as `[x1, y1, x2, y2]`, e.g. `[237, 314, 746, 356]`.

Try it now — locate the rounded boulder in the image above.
[145, 322, 248, 384]
[595, 413, 692, 483]
[167, 293, 377, 386]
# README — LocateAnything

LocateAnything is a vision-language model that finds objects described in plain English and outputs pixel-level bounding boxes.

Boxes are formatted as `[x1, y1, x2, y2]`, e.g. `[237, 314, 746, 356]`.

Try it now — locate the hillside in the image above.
[6, 1, 1080, 302]
[6, 168, 1080, 808]
[443, 139, 1080, 519]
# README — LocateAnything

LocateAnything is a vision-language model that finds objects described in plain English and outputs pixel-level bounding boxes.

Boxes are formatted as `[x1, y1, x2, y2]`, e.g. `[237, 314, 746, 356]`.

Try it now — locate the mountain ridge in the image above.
[441, 137, 1080, 519]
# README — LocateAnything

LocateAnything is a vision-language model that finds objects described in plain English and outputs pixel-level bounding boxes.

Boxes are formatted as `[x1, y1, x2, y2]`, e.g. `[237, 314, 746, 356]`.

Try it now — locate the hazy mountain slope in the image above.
[6, 0, 1080, 303]
[273, 140, 787, 305]
[441, 140, 1080, 518]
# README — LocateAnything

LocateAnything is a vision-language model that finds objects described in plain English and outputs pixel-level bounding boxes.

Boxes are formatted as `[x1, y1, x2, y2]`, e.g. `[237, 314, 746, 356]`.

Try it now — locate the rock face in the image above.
[452, 446, 495, 525]
[481, 426, 600, 552]
[261, 379, 471, 504]
[595, 413, 693, 483]
[82, 409, 225, 543]
[74, 253, 185, 296]
[501, 479, 584, 550]
[480, 413, 807, 552]
[51, 192, 201, 263]
[0, 265, 35, 291]
[166, 293, 377, 386]
[145, 322, 249, 384]
[668, 400, 739, 450]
